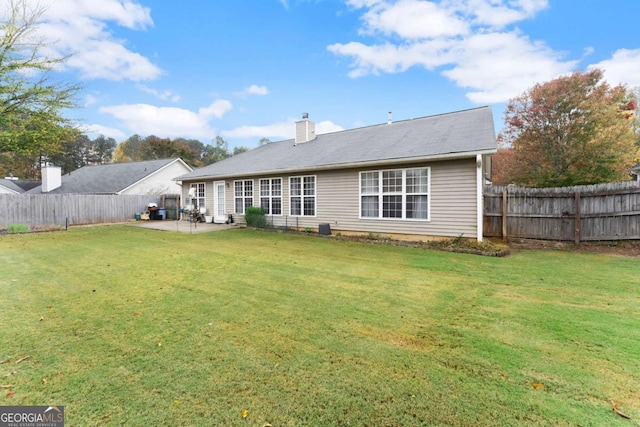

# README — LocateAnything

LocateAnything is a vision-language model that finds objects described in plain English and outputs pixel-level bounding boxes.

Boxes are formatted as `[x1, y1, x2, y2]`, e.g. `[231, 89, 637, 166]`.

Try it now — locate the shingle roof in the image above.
[0, 179, 26, 193]
[178, 106, 496, 181]
[26, 158, 186, 194]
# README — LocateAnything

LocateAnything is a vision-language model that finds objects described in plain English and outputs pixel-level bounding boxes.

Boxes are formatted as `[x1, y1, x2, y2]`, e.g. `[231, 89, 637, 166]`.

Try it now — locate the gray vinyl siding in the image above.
[184, 158, 478, 238]
[308, 158, 477, 238]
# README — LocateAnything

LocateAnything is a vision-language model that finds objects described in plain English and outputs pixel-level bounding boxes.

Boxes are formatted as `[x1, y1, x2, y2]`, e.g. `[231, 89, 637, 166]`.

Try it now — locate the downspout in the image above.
[476, 154, 484, 242]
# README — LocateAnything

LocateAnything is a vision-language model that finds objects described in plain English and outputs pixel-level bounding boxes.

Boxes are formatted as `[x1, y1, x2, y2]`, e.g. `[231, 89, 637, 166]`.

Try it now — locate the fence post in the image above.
[574, 191, 581, 245]
[502, 190, 508, 241]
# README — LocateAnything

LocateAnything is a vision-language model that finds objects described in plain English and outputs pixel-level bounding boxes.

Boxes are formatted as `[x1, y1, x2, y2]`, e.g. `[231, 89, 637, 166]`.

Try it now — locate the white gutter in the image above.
[476, 154, 484, 242]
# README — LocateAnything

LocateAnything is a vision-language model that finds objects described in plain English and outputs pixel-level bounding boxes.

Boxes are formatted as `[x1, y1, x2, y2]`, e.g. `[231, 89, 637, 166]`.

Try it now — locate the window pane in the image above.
[260, 197, 270, 214]
[272, 198, 282, 215]
[407, 169, 428, 193]
[303, 196, 315, 216]
[383, 195, 402, 218]
[361, 195, 378, 217]
[234, 182, 243, 197]
[260, 179, 270, 196]
[303, 176, 315, 196]
[290, 197, 301, 215]
[361, 172, 378, 194]
[407, 195, 428, 219]
[235, 198, 243, 213]
[290, 178, 301, 196]
[272, 179, 282, 196]
[244, 180, 253, 197]
[383, 170, 402, 193]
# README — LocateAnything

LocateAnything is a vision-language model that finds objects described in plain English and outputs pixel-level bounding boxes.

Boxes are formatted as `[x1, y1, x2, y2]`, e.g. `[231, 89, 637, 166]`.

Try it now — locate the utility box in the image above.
[318, 223, 331, 236]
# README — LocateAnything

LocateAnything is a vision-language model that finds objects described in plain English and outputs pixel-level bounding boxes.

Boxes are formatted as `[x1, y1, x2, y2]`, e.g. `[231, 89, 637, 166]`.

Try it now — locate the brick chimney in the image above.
[295, 113, 316, 144]
[42, 165, 62, 193]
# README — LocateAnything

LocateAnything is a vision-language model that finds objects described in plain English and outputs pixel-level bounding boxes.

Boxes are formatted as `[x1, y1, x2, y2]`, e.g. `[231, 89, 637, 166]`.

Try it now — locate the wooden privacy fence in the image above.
[484, 181, 640, 242]
[0, 194, 161, 229]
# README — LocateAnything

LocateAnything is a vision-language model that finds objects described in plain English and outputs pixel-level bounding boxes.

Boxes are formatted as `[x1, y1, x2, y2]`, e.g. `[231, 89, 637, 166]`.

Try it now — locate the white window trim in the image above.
[189, 182, 206, 210]
[233, 179, 254, 214]
[289, 175, 317, 217]
[259, 177, 283, 216]
[358, 168, 431, 221]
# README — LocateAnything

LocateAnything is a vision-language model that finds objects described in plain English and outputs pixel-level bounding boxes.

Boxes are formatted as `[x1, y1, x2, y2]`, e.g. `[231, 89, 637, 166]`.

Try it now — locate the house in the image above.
[631, 162, 640, 181]
[176, 107, 497, 241]
[0, 179, 40, 194]
[26, 158, 193, 195]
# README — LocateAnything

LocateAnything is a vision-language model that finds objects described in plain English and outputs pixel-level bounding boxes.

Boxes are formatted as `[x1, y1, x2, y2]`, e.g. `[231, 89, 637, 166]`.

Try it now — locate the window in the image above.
[188, 182, 205, 210]
[234, 180, 253, 213]
[359, 168, 430, 220]
[290, 175, 315, 216]
[259, 178, 282, 215]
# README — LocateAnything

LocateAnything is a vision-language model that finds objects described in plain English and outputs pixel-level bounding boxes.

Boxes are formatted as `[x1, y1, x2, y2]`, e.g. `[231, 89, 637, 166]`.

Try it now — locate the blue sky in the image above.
[18, 0, 640, 150]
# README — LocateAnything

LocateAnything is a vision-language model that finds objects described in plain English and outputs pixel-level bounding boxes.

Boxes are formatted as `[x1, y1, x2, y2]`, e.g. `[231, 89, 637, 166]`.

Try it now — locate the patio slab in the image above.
[130, 219, 240, 234]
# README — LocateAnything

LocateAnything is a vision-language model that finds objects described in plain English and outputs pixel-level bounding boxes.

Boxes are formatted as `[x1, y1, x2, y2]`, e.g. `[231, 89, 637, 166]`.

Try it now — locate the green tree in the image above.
[93, 135, 116, 164]
[258, 137, 271, 146]
[113, 134, 144, 162]
[203, 136, 231, 164]
[233, 146, 250, 155]
[47, 133, 116, 173]
[0, 0, 80, 155]
[500, 69, 639, 187]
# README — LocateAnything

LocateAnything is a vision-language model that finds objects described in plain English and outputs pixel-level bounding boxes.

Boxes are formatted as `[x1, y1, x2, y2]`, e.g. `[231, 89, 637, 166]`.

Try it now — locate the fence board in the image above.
[0, 194, 160, 229]
[484, 181, 640, 241]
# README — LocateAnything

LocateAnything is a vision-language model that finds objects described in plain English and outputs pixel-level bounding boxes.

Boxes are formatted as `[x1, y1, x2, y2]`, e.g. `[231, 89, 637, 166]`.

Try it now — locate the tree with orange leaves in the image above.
[498, 69, 639, 187]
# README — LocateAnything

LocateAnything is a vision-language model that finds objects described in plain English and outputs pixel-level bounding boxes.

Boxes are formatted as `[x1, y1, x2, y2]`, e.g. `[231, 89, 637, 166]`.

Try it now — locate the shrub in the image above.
[8, 224, 29, 233]
[244, 206, 267, 228]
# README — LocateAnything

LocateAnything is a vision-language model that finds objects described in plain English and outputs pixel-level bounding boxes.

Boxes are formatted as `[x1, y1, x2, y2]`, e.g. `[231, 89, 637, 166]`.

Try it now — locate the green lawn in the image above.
[1, 225, 638, 426]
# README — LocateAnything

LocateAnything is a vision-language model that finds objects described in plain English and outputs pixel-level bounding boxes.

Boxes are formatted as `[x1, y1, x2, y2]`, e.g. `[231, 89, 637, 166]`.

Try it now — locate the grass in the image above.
[0, 225, 638, 426]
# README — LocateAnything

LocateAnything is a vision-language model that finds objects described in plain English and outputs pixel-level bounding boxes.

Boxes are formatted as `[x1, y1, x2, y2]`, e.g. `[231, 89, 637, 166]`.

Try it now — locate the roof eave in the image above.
[179, 149, 497, 182]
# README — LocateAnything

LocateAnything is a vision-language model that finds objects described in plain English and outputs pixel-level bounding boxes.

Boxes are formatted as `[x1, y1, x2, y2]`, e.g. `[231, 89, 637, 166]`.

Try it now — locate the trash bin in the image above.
[158, 208, 166, 220]
[135, 213, 141, 221]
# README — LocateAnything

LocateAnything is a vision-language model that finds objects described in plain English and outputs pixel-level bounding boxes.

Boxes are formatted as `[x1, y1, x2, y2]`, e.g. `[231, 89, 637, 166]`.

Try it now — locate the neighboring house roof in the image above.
[631, 162, 640, 172]
[178, 106, 496, 181]
[26, 158, 192, 194]
[14, 180, 42, 192]
[0, 179, 25, 194]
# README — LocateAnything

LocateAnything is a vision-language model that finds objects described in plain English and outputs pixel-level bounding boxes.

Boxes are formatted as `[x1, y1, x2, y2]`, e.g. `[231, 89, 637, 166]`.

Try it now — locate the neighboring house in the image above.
[631, 162, 640, 181]
[26, 158, 193, 195]
[176, 107, 497, 241]
[0, 179, 40, 194]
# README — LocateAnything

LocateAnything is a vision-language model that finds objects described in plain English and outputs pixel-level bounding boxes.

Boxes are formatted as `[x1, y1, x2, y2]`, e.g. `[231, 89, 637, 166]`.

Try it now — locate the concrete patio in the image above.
[130, 219, 240, 234]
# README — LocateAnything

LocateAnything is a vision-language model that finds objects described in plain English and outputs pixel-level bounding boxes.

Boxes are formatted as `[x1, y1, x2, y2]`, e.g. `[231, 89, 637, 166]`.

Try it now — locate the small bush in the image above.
[244, 206, 267, 228]
[8, 224, 29, 233]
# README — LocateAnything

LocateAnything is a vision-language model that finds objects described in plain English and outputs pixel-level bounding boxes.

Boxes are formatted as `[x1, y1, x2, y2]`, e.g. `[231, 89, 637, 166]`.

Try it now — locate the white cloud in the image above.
[27, 0, 161, 81]
[442, 32, 576, 103]
[450, 0, 549, 27]
[330, 0, 575, 103]
[199, 100, 233, 119]
[84, 94, 99, 107]
[358, 0, 469, 39]
[99, 99, 232, 140]
[589, 49, 640, 88]
[241, 85, 270, 96]
[80, 123, 127, 140]
[137, 84, 181, 102]
[222, 119, 344, 140]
